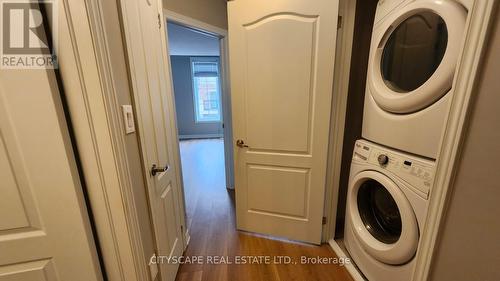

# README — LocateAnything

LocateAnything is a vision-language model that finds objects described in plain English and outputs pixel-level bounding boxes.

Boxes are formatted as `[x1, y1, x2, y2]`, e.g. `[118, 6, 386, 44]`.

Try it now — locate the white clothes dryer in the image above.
[362, 0, 467, 159]
[344, 140, 435, 281]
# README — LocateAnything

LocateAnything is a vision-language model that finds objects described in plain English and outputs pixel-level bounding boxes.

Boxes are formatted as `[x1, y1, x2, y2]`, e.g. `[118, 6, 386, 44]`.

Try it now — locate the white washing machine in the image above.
[344, 140, 435, 281]
[362, 0, 467, 159]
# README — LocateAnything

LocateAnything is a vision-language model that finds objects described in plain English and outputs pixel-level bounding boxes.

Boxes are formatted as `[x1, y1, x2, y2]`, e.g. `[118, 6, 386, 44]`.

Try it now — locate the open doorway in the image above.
[166, 20, 233, 233]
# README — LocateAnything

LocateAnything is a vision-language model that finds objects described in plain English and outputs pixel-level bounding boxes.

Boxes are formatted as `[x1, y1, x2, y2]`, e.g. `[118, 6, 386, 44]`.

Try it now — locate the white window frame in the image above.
[190, 57, 223, 123]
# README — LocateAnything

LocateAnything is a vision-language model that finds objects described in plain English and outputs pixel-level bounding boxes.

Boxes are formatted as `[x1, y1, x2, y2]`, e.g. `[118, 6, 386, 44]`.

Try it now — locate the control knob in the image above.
[378, 154, 389, 166]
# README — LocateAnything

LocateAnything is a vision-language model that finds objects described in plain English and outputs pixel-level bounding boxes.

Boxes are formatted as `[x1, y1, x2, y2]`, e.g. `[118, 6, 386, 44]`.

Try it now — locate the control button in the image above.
[354, 152, 367, 161]
[377, 154, 389, 166]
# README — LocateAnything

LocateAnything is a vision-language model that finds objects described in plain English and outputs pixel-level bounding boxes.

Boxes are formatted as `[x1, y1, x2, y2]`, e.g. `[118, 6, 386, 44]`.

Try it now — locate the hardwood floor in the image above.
[177, 139, 354, 281]
[179, 139, 226, 232]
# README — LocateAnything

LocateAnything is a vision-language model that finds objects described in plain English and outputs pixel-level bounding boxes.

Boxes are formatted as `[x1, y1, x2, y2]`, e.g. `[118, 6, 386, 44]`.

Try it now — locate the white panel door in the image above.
[120, 0, 184, 280]
[0, 67, 102, 278]
[228, 0, 339, 244]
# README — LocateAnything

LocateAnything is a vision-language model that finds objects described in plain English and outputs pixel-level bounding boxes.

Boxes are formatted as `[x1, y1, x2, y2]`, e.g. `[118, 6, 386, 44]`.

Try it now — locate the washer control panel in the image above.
[353, 140, 436, 198]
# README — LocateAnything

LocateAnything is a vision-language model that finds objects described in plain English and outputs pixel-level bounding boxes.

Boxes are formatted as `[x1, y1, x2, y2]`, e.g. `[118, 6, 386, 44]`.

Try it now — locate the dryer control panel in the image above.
[353, 140, 436, 199]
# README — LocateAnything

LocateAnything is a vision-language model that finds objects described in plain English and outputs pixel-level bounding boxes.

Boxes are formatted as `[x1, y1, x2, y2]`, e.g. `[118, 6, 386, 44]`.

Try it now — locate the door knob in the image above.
[236, 139, 249, 148]
[151, 164, 169, 176]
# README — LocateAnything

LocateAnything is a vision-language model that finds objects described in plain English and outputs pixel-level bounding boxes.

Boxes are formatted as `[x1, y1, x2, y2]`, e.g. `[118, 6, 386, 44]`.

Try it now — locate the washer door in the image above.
[348, 171, 419, 265]
[368, 0, 466, 113]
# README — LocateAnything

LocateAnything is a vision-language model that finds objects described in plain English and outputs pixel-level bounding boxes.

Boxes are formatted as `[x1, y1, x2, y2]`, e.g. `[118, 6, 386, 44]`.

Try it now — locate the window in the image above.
[191, 59, 222, 123]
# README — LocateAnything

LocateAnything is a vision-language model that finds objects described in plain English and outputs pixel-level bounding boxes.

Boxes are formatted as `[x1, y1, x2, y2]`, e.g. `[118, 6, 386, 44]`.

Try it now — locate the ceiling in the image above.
[167, 22, 220, 57]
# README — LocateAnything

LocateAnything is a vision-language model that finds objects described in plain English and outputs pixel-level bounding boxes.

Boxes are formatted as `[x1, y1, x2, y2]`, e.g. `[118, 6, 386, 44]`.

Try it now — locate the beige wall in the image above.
[100, 0, 156, 271]
[429, 7, 500, 281]
[163, 0, 228, 30]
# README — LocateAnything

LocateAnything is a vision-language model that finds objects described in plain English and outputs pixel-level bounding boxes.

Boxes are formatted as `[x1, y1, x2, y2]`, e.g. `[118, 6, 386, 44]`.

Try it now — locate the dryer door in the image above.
[348, 171, 419, 265]
[368, 0, 466, 113]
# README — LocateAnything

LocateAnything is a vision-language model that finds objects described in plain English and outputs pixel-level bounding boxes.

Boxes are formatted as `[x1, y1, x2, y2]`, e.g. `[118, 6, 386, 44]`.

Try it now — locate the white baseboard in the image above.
[328, 239, 366, 281]
[179, 134, 223, 140]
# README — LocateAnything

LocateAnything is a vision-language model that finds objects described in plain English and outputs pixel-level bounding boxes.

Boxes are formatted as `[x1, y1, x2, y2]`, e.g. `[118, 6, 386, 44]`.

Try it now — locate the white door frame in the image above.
[56, 0, 152, 281]
[326, 2, 497, 281]
[163, 9, 235, 191]
[322, 0, 357, 242]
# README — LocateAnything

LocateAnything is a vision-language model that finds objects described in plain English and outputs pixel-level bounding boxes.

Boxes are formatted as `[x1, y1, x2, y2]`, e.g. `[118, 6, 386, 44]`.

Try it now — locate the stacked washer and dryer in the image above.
[344, 0, 467, 280]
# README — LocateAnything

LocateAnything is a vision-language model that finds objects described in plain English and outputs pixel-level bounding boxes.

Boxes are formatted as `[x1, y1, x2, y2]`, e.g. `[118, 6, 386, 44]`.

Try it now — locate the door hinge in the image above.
[158, 13, 161, 29]
[337, 15, 343, 30]
[322, 217, 327, 225]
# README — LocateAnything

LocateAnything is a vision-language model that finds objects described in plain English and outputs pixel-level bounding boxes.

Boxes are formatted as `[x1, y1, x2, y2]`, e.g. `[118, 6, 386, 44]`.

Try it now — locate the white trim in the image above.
[57, 1, 149, 280]
[328, 239, 366, 281]
[163, 9, 228, 37]
[323, 0, 357, 242]
[179, 134, 224, 140]
[219, 36, 235, 190]
[412, 1, 496, 280]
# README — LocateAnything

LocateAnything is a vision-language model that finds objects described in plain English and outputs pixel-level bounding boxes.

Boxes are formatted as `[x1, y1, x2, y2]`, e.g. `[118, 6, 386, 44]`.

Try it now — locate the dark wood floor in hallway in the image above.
[176, 139, 354, 281]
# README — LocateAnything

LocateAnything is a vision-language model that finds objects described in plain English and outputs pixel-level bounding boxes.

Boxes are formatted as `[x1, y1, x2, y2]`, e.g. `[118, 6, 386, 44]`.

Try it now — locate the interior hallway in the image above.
[177, 139, 354, 281]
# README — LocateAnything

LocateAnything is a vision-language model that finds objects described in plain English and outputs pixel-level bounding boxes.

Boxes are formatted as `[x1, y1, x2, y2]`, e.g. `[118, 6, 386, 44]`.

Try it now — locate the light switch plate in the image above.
[121, 105, 136, 134]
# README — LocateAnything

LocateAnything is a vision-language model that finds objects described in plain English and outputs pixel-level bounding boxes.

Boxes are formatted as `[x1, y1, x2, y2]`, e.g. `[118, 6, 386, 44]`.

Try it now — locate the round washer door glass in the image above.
[381, 11, 448, 93]
[357, 179, 402, 244]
